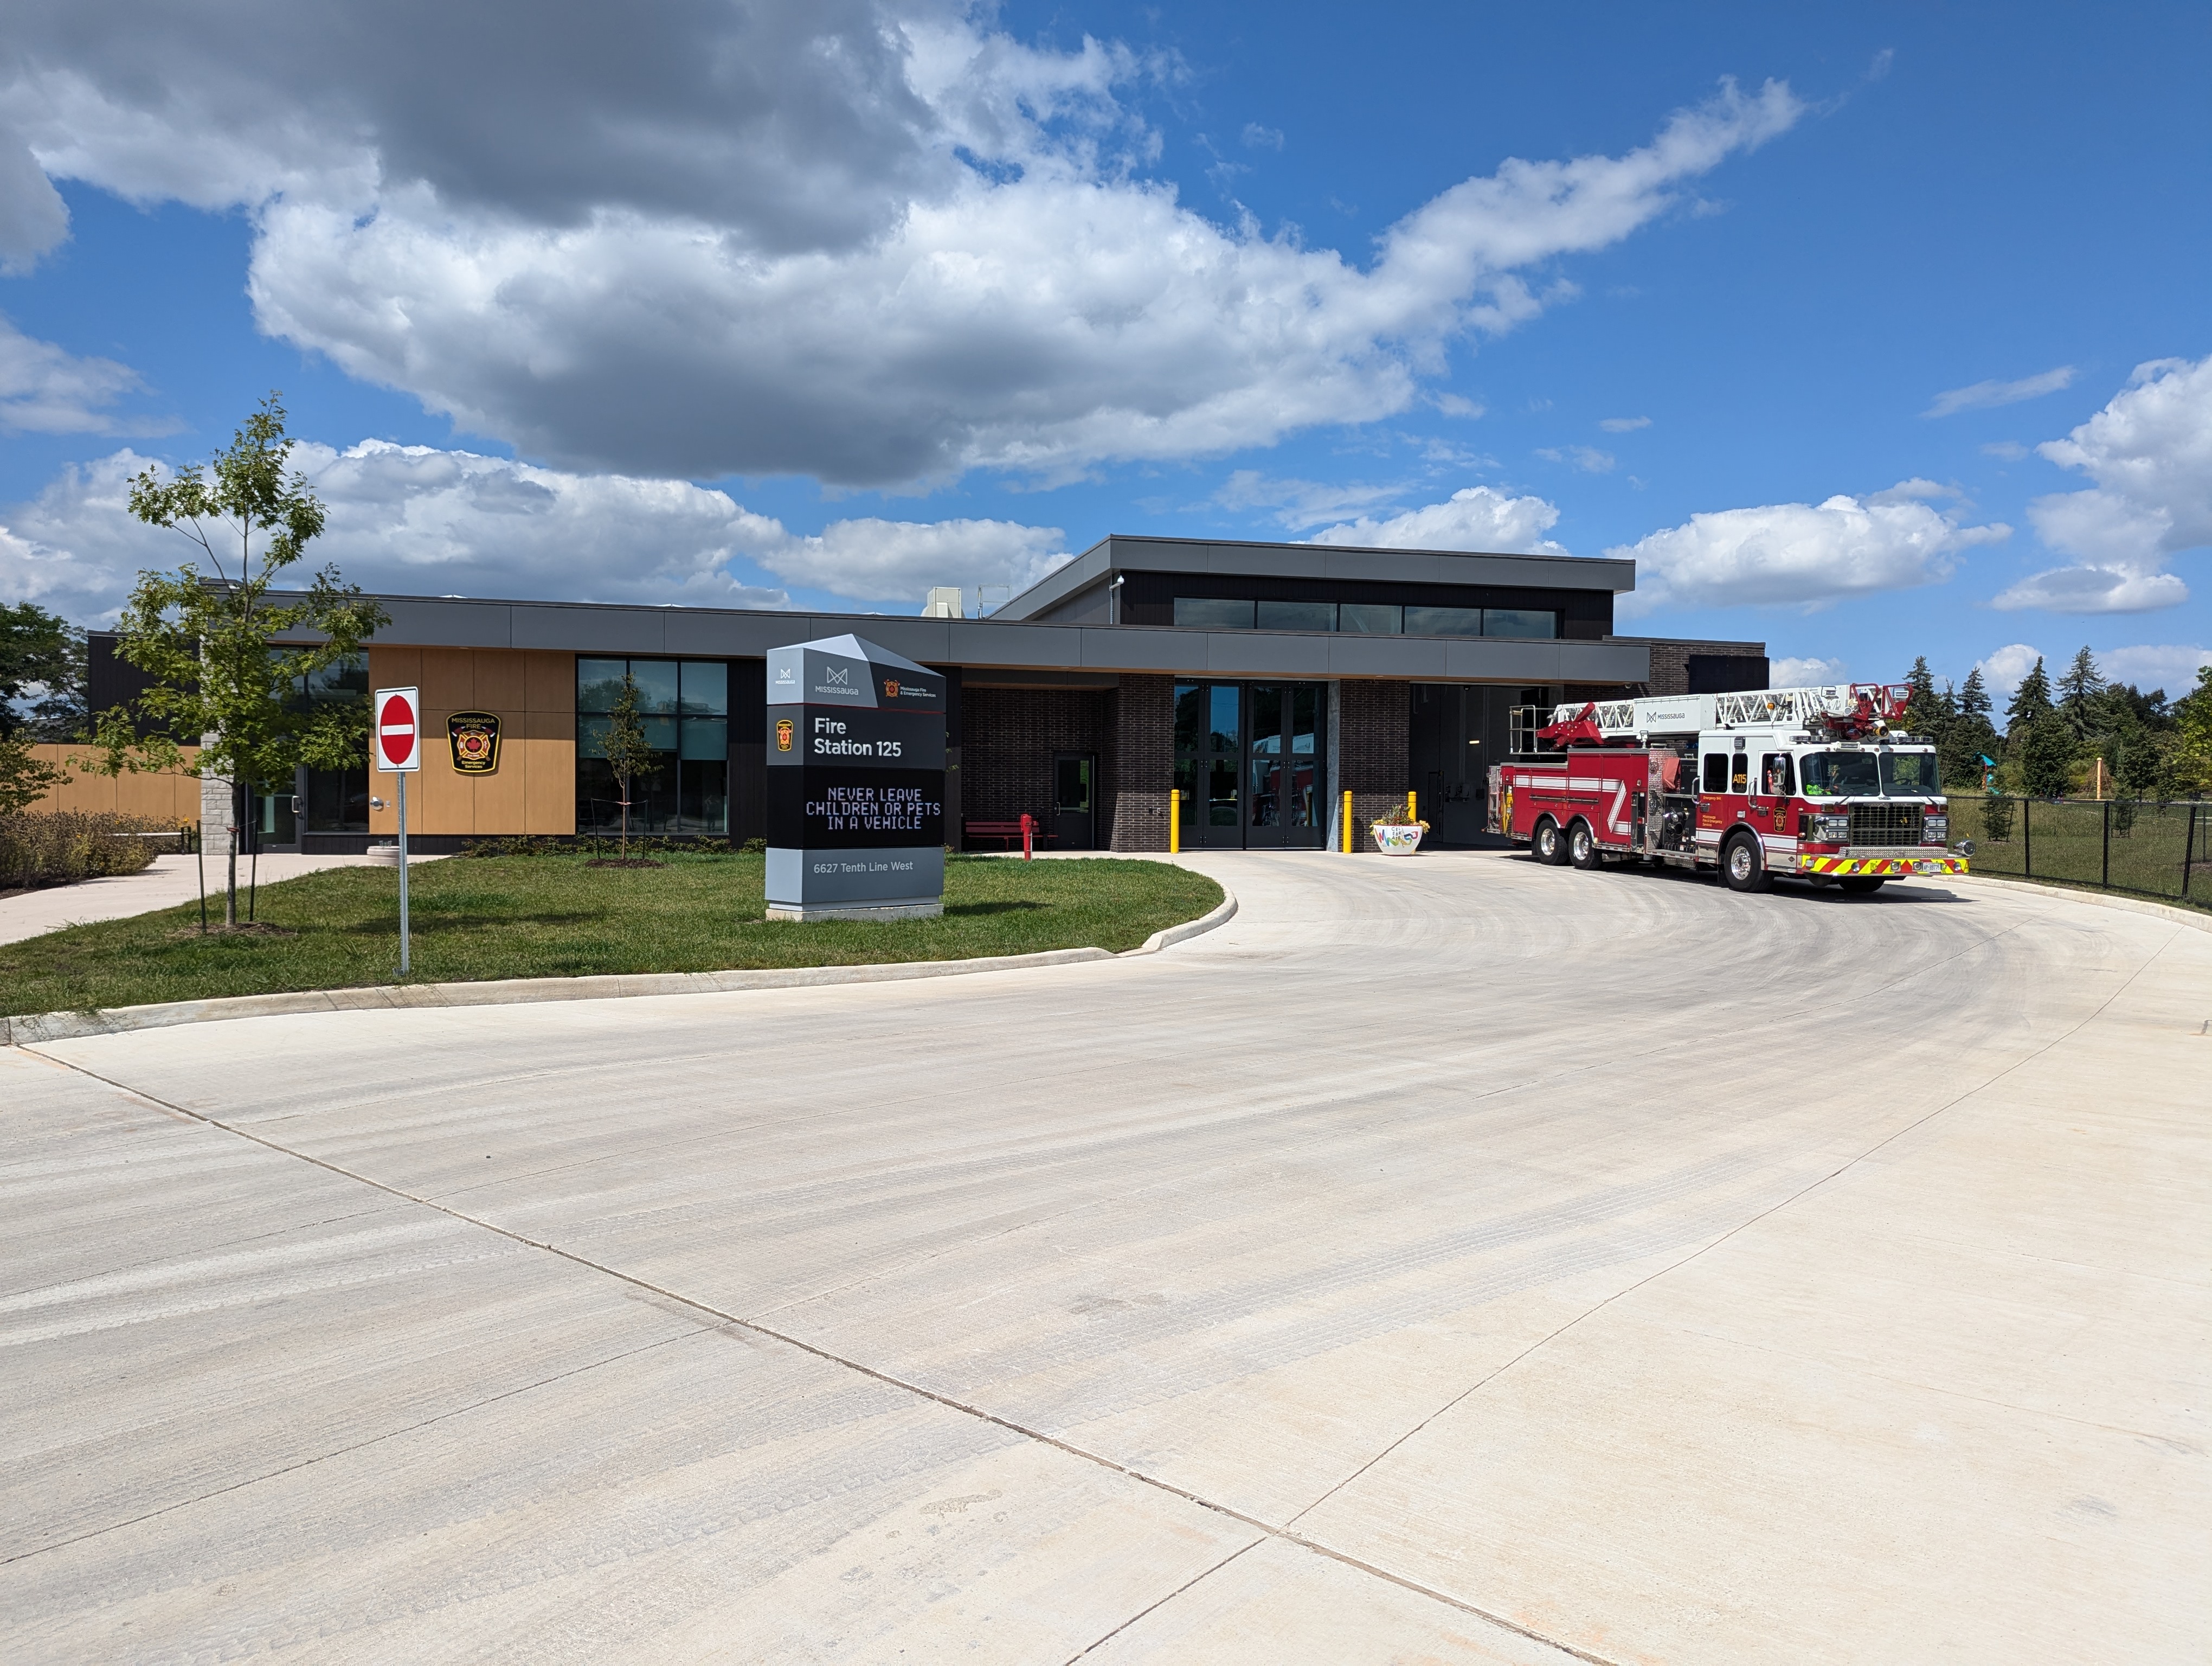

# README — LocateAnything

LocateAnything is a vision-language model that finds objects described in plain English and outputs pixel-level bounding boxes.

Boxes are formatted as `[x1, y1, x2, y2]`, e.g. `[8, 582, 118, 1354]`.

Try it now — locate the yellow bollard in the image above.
[1407, 789, 1417, 824]
[1168, 788, 1180, 854]
[1341, 789, 1353, 853]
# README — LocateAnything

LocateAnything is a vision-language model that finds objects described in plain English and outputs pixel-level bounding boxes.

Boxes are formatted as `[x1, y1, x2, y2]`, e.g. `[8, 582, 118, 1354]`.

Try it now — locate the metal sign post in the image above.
[373, 686, 422, 975]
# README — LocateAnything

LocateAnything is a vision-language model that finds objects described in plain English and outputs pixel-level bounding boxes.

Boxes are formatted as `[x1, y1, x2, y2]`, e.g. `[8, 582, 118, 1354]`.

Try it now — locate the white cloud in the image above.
[0, 440, 1070, 623]
[2, 7, 1804, 485]
[0, 315, 155, 433]
[0, 125, 68, 271]
[1974, 643, 2043, 703]
[1214, 470, 1409, 529]
[1431, 393, 1484, 419]
[1598, 415, 1650, 432]
[1988, 563, 2188, 613]
[740, 513, 1069, 600]
[1613, 482, 2010, 615]
[1536, 444, 1615, 473]
[1995, 354, 2212, 613]
[1771, 654, 1848, 687]
[1240, 123, 1283, 151]
[2030, 353, 2212, 558]
[2098, 643, 2212, 696]
[1922, 365, 2075, 418]
[1307, 485, 1567, 554]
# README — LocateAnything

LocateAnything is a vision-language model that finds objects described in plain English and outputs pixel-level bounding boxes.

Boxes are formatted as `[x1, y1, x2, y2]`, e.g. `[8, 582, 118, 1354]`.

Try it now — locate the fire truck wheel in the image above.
[1568, 820, 1603, 869]
[1532, 818, 1568, 865]
[1837, 876, 1886, 895]
[1722, 831, 1771, 893]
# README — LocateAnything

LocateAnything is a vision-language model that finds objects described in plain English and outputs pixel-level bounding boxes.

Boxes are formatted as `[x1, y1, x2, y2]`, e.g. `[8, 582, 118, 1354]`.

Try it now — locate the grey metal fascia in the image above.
[1074, 627, 1189, 671]
[1201, 630, 1333, 676]
[942, 620, 1074, 668]
[509, 604, 668, 653]
[1555, 639, 1651, 682]
[370, 597, 516, 648]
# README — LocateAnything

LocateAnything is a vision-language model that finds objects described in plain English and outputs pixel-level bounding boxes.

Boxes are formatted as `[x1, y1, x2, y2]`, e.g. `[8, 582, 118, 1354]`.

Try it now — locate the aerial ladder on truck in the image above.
[1489, 684, 1969, 895]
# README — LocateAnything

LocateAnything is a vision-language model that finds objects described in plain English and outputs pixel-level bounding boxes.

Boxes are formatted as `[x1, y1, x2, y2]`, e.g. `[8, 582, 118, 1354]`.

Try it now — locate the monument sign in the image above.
[766, 633, 947, 921]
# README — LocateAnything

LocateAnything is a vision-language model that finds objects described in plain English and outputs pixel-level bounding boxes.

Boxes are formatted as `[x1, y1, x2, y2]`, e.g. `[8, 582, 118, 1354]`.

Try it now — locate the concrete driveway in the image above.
[3, 853, 2205, 1663]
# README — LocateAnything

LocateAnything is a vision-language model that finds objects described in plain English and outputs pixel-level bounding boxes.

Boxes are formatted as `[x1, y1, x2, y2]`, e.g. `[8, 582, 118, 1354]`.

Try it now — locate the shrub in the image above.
[0, 810, 176, 889]
[1980, 795, 2015, 842]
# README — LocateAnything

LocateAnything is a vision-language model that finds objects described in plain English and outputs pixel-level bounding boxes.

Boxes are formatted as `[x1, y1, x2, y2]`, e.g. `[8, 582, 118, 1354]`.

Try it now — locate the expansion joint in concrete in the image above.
[33, 1043, 1613, 1666]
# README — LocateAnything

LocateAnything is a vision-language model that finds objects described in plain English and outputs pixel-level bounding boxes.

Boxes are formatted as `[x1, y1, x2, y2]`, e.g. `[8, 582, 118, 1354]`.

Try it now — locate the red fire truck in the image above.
[1488, 684, 1968, 893]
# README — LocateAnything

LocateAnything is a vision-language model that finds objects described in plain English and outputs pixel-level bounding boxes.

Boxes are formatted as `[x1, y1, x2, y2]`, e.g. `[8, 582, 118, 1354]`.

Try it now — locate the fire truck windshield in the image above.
[1799, 751, 1881, 797]
[1879, 749, 1943, 796]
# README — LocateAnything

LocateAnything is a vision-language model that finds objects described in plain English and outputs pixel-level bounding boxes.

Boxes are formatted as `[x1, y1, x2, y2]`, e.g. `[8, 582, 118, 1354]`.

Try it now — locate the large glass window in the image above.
[299, 652, 370, 832]
[1174, 597, 1256, 629]
[1483, 608, 1559, 639]
[1403, 605, 1484, 636]
[1256, 599, 1334, 631]
[577, 657, 729, 834]
[1338, 602, 1403, 635]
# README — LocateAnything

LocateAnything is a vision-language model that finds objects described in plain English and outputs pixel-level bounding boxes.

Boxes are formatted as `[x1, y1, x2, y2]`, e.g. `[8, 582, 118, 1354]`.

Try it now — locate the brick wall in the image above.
[960, 687, 1113, 847]
[1339, 680, 1411, 851]
[1111, 675, 1172, 851]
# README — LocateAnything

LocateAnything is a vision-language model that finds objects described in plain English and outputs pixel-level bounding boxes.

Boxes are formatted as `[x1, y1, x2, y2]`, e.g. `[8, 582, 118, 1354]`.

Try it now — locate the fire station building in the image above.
[105, 535, 1764, 857]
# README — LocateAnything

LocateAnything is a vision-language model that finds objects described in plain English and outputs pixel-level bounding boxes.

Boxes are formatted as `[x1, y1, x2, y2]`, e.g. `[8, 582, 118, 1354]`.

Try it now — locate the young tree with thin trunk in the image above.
[86, 395, 387, 927]
[596, 672, 661, 860]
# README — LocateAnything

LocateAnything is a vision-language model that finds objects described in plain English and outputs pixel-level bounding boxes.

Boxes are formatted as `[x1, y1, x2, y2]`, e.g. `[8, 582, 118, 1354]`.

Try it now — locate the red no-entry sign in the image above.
[375, 686, 421, 772]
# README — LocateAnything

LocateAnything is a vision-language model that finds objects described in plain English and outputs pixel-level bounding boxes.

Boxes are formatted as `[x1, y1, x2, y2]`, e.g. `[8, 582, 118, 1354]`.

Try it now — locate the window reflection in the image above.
[576, 657, 729, 834]
[1483, 608, 1558, 639]
[1208, 685, 1240, 753]
[1339, 603, 1402, 635]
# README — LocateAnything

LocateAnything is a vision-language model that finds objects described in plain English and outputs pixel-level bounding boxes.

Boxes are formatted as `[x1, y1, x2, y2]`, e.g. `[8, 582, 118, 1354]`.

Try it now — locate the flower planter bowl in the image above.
[1371, 823, 1425, 856]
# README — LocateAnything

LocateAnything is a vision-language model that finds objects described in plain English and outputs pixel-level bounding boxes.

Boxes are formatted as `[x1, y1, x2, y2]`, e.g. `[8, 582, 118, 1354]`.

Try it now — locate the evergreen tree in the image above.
[2056, 645, 2105, 734]
[1958, 666, 1992, 722]
[1901, 656, 1946, 741]
[2018, 711, 2077, 798]
[2004, 656, 2052, 736]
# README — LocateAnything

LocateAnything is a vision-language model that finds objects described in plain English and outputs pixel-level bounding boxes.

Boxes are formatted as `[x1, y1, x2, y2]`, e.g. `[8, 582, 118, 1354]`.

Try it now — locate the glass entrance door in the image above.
[1174, 681, 1328, 849]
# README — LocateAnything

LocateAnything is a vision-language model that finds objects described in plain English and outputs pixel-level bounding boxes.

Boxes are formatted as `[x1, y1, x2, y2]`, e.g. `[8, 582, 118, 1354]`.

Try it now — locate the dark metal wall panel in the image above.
[375, 598, 516, 648]
[510, 605, 667, 653]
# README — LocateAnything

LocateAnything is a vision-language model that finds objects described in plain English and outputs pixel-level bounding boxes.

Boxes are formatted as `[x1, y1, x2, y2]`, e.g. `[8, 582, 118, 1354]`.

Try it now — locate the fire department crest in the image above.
[447, 710, 501, 774]
[883, 678, 900, 699]
[775, 717, 795, 752]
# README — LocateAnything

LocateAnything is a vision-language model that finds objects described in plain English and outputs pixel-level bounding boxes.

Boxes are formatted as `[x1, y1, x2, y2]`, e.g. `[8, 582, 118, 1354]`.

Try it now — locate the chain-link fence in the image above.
[1950, 797, 2210, 905]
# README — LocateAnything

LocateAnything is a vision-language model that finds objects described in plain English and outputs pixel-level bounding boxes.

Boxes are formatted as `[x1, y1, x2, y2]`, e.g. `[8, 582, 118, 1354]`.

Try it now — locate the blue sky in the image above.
[2, 3, 2207, 700]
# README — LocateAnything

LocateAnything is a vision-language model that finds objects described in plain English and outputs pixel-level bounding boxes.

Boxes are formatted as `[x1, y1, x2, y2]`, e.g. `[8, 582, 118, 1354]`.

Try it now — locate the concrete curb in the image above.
[1945, 870, 2212, 934]
[2, 883, 1237, 1047]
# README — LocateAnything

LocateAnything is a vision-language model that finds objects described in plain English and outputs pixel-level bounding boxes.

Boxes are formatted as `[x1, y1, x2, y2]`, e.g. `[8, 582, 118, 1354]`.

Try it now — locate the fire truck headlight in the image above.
[1924, 813, 1950, 844]
[1811, 812, 1850, 843]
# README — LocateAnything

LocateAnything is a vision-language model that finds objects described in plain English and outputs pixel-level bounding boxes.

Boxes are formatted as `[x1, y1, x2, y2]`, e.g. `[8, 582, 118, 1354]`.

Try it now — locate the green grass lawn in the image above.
[1953, 797, 2211, 905]
[0, 852, 1223, 1017]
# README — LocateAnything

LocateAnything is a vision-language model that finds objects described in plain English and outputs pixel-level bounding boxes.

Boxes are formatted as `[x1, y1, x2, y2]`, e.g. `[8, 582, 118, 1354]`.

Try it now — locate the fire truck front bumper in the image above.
[1798, 852, 1969, 879]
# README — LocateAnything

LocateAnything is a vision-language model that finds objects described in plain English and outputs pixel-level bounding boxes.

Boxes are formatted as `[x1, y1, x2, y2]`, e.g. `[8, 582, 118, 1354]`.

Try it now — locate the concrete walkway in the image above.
[2, 853, 2205, 1663]
[0, 851, 439, 945]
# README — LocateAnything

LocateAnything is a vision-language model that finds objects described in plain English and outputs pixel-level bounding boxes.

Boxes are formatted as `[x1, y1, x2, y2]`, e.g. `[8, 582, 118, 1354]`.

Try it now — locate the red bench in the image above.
[963, 815, 1049, 853]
